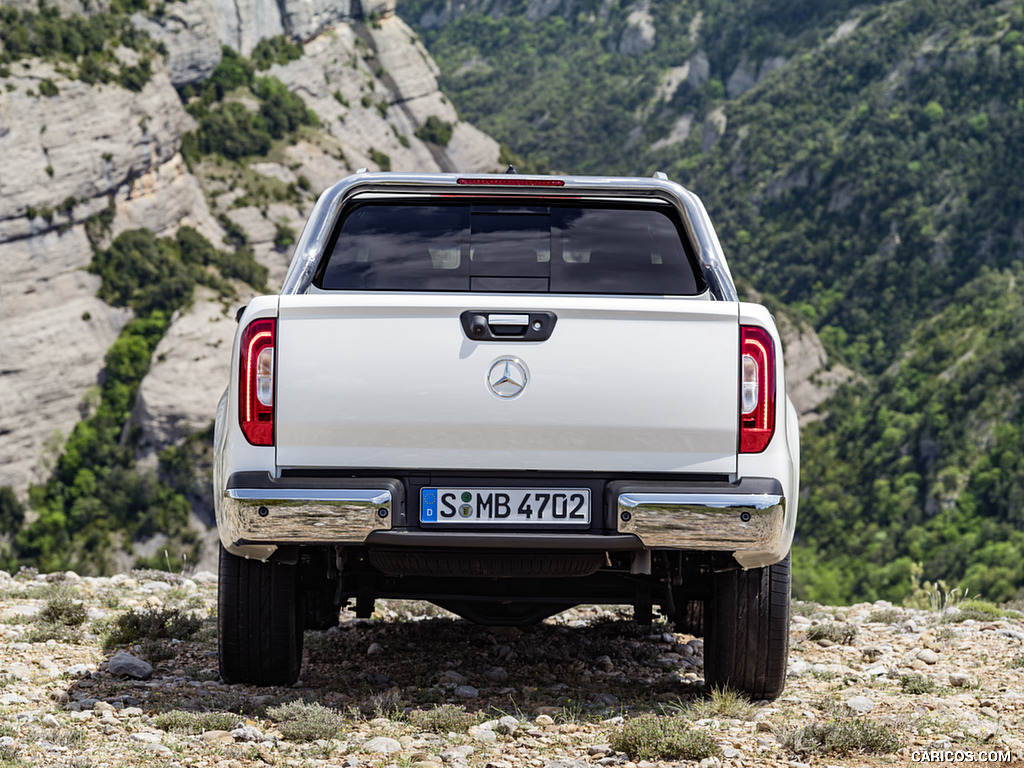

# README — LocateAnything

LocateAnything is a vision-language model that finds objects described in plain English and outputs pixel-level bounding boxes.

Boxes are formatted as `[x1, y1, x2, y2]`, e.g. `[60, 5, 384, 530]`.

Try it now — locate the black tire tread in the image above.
[704, 553, 790, 700]
[218, 545, 303, 685]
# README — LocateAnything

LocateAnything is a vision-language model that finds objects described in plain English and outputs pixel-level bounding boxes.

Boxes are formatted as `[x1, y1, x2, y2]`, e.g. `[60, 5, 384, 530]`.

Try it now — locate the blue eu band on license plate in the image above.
[420, 488, 591, 524]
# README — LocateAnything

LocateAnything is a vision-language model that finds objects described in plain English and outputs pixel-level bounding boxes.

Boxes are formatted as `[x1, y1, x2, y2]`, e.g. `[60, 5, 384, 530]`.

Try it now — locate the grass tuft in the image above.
[612, 714, 722, 762]
[267, 700, 348, 742]
[866, 608, 901, 624]
[899, 673, 936, 695]
[684, 686, 757, 720]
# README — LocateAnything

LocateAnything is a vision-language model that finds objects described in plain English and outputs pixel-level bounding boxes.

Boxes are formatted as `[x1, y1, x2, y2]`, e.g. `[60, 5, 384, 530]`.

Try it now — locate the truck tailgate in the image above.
[275, 294, 739, 474]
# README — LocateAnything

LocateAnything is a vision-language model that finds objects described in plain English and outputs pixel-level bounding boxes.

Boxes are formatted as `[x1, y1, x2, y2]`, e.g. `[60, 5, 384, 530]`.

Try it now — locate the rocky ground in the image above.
[1, 568, 1023, 768]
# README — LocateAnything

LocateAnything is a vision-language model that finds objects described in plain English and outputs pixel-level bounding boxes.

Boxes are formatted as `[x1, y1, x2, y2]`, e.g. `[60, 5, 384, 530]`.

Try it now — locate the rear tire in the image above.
[218, 545, 304, 685]
[704, 553, 790, 700]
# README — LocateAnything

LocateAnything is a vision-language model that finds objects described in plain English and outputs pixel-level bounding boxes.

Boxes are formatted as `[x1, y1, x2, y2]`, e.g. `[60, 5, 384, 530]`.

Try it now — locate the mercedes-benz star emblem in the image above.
[487, 357, 529, 399]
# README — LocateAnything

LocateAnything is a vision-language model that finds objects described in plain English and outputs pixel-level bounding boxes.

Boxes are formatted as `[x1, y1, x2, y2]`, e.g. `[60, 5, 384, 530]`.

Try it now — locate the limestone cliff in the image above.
[0, 61, 217, 496]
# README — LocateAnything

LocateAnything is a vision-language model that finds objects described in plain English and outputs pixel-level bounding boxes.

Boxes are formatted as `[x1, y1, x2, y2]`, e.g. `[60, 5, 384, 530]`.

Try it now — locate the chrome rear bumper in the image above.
[615, 491, 785, 550]
[219, 476, 400, 549]
[220, 474, 788, 566]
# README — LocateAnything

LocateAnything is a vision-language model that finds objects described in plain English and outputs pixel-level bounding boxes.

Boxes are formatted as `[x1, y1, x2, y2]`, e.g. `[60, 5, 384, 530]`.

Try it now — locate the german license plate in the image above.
[420, 488, 591, 524]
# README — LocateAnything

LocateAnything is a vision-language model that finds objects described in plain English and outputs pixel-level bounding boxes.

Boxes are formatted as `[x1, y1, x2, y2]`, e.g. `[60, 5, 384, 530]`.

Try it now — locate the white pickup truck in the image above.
[213, 170, 800, 698]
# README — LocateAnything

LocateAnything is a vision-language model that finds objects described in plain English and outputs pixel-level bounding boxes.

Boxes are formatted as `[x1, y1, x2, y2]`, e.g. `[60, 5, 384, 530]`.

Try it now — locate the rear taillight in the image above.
[239, 318, 275, 446]
[740, 325, 776, 453]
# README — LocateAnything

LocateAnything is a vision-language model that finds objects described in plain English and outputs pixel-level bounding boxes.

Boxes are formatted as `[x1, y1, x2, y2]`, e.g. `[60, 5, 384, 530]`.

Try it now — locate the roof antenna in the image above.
[505, 164, 518, 174]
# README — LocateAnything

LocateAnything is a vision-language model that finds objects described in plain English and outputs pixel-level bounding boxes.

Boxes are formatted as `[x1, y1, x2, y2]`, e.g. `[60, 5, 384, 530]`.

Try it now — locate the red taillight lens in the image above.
[740, 325, 776, 453]
[239, 318, 275, 446]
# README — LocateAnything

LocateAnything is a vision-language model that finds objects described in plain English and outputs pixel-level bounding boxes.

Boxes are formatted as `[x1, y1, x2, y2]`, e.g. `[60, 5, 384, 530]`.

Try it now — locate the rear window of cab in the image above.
[313, 201, 707, 295]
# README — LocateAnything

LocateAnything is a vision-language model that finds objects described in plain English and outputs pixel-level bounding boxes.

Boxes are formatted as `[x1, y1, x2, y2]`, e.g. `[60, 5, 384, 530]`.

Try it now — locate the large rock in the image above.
[109, 153, 223, 243]
[132, 288, 249, 462]
[209, 0, 284, 55]
[107, 651, 154, 679]
[0, 62, 194, 233]
[366, 17, 499, 171]
[368, 16, 453, 124]
[651, 113, 694, 151]
[0, 227, 132, 496]
[268, 28, 441, 173]
[726, 59, 757, 99]
[132, 1, 223, 87]
[282, 0, 356, 42]
[445, 122, 501, 173]
[701, 106, 727, 152]
[776, 313, 855, 423]
[618, 0, 655, 55]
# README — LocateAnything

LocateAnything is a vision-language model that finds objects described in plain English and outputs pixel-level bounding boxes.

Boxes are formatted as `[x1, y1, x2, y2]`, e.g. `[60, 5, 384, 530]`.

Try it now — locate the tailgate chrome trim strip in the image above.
[227, 488, 391, 506]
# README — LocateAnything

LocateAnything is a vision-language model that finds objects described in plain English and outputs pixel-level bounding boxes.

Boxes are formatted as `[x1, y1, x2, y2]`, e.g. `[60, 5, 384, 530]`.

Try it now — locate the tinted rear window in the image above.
[314, 202, 704, 295]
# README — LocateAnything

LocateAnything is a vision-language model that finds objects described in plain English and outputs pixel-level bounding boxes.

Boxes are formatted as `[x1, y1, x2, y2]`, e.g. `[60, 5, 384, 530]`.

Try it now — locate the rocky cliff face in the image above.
[0, 61, 216, 496]
[0, 0, 501, 502]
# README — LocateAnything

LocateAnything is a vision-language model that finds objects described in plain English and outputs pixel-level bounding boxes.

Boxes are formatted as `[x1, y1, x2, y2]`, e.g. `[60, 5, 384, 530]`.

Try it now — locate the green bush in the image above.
[39, 586, 87, 627]
[368, 148, 391, 171]
[274, 221, 296, 249]
[189, 102, 272, 160]
[866, 608, 901, 624]
[684, 686, 757, 720]
[0, 5, 157, 89]
[105, 607, 203, 647]
[0, 487, 25, 531]
[415, 115, 454, 146]
[944, 600, 1006, 623]
[254, 76, 319, 137]
[252, 35, 303, 70]
[183, 51, 317, 163]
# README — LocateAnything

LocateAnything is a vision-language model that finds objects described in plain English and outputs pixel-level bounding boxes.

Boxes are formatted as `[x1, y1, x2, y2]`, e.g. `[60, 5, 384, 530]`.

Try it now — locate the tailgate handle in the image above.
[488, 314, 529, 326]
[461, 310, 557, 342]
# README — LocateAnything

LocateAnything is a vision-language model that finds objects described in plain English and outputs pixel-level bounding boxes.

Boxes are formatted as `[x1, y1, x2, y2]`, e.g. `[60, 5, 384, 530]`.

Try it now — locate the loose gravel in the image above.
[1, 568, 1023, 768]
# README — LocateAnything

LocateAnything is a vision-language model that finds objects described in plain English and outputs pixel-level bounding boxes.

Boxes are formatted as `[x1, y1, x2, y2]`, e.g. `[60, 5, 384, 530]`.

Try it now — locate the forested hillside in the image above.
[403, 0, 1024, 603]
